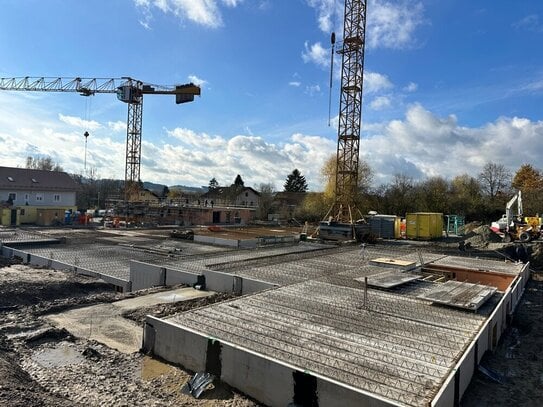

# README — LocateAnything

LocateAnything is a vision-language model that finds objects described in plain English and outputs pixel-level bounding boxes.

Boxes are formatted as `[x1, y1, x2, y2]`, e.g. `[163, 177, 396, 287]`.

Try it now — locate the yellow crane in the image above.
[0, 76, 200, 187]
[320, 0, 368, 241]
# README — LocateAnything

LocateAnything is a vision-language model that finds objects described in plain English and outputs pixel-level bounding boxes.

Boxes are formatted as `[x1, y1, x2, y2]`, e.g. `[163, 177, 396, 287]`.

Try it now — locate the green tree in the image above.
[283, 169, 308, 192]
[449, 174, 483, 219]
[233, 174, 244, 187]
[208, 177, 219, 191]
[415, 177, 450, 213]
[381, 174, 416, 216]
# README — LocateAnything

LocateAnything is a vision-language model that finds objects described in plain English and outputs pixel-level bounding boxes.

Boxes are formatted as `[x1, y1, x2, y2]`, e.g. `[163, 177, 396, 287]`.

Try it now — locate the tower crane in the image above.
[320, 0, 368, 240]
[0, 76, 200, 187]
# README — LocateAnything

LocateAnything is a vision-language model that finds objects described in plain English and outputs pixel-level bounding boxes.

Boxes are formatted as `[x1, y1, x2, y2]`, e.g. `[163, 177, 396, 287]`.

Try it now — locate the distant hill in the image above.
[143, 181, 167, 194]
[169, 185, 207, 194]
[142, 181, 206, 195]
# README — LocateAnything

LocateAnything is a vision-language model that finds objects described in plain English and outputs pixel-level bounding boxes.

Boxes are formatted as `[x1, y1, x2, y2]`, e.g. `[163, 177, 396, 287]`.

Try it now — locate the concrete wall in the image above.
[130, 261, 165, 291]
[194, 235, 258, 248]
[145, 317, 400, 407]
[316, 378, 399, 407]
[130, 261, 277, 294]
[164, 268, 202, 287]
[221, 344, 293, 407]
[144, 317, 207, 372]
[3, 246, 130, 291]
[433, 263, 530, 407]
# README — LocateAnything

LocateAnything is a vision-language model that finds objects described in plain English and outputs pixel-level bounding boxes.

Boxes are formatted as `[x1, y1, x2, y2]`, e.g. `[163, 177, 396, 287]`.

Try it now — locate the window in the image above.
[7, 176, 14, 182]
[54, 194, 61, 202]
[25, 194, 29, 201]
[8, 193, 16, 202]
[20, 209, 25, 216]
[36, 193, 43, 202]
[31, 178, 38, 183]
[245, 192, 249, 197]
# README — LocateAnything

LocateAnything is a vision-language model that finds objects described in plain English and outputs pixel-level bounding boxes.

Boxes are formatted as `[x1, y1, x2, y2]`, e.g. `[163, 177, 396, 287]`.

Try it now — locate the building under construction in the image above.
[0, 227, 530, 406]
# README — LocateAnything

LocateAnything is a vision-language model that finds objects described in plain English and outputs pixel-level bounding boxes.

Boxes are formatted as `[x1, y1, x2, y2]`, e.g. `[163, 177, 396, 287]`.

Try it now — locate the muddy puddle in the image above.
[32, 341, 85, 368]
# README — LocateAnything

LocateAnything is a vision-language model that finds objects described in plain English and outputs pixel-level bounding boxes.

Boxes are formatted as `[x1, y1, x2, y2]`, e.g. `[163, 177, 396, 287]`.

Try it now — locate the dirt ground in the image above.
[0, 259, 258, 407]
[461, 272, 543, 407]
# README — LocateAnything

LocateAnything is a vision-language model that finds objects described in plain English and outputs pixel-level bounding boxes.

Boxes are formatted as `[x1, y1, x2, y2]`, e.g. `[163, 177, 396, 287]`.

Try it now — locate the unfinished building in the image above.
[0, 228, 530, 406]
[141, 247, 528, 406]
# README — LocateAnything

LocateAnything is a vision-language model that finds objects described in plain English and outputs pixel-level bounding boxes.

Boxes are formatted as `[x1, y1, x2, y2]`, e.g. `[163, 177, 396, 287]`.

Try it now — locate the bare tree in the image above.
[478, 162, 511, 198]
[25, 155, 63, 172]
[257, 183, 275, 220]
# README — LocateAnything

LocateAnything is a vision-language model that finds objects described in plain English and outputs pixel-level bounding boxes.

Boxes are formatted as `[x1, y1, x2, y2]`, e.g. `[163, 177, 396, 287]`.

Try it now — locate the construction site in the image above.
[1, 1, 543, 406]
[0, 224, 542, 407]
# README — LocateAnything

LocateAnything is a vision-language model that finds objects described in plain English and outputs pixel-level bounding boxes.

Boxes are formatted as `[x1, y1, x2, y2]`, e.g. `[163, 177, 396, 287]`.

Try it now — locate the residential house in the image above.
[201, 186, 260, 208]
[0, 166, 79, 226]
[272, 191, 307, 221]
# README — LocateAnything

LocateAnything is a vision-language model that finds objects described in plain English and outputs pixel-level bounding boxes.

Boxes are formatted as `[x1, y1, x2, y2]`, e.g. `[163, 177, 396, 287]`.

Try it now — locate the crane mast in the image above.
[0, 76, 200, 188]
[333, 0, 367, 224]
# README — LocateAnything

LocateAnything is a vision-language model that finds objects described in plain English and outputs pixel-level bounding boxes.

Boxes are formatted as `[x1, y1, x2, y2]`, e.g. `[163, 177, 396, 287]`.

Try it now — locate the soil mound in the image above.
[463, 225, 503, 247]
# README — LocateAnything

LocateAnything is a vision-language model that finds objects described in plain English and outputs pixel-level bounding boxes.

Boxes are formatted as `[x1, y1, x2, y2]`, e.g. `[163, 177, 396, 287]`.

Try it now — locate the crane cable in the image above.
[328, 31, 336, 127]
[83, 96, 92, 174]
[328, 0, 338, 127]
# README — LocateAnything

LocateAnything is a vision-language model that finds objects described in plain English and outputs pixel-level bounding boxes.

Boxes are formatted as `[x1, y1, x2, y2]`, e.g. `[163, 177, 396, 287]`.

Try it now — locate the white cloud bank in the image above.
[306, 0, 425, 50]
[134, 0, 244, 29]
[1, 92, 542, 190]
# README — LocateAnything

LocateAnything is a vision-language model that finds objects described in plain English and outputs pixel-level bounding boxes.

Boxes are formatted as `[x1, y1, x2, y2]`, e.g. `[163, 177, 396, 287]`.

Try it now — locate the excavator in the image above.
[491, 191, 541, 242]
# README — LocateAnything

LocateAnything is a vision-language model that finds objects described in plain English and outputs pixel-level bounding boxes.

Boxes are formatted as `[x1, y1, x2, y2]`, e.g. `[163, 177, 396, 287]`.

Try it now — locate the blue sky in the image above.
[1, 0, 542, 190]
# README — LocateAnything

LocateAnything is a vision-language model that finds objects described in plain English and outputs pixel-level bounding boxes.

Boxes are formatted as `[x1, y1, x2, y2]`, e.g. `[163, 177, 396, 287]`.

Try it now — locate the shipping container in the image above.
[369, 215, 401, 239]
[406, 212, 443, 240]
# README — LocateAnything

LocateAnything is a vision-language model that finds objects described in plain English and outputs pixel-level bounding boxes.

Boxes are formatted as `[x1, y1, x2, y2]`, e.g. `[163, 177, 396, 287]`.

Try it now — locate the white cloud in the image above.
[167, 127, 226, 149]
[306, 0, 343, 33]
[302, 41, 329, 67]
[108, 121, 126, 132]
[368, 0, 425, 49]
[58, 114, 101, 131]
[362, 104, 543, 185]
[188, 74, 208, 87]
[3, 91, 542, 191]
[134, 0, 244, 28]
[289, 81, 302, 87]
[305, 84, 321, 96]
[306, 0, 425, 50]
[369, 95, 391, 110]
[364, 71, 393, 93]
[512, 14, 543, 32]
[222, 0, 243, 6]
[403, 82, 418, 92]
